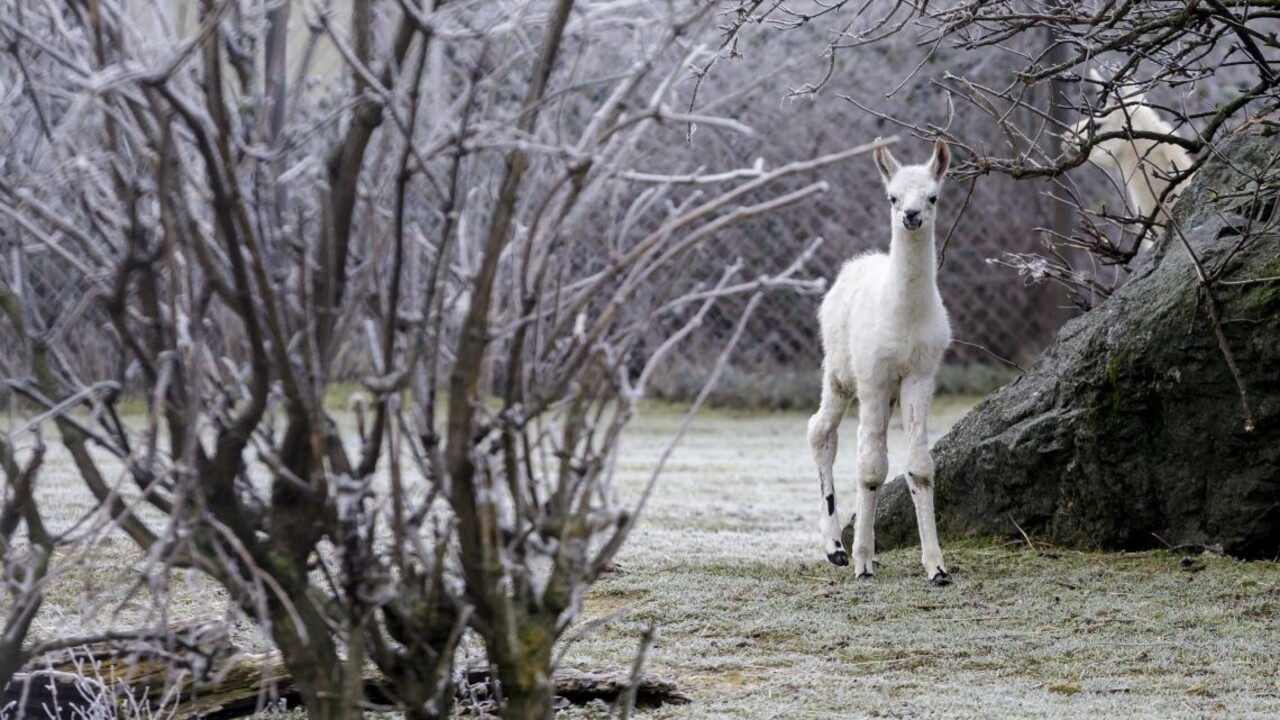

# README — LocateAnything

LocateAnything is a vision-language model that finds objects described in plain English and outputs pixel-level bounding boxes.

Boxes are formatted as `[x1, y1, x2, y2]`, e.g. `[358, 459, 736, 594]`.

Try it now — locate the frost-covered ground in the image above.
[12, 399, 1280, 719]
[563, 400, 1280, 720]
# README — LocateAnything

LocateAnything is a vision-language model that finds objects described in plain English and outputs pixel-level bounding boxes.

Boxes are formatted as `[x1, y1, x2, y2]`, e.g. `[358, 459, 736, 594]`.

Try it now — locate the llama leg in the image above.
[901, 373, 950, 585]
[851, 386, 891, 579]
[808, 373, 851, 566]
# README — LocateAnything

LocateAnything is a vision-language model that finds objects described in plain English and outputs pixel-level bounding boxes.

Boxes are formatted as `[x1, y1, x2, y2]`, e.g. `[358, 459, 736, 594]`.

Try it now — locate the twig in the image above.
[953, 340, 1026, 373]
[1162, 207, 1256, 433]
[617, 623, 657, 720]
[1009, 514, 1037, 552]
[1218, 274, 1280, 286]
[937, 177, 978, 270]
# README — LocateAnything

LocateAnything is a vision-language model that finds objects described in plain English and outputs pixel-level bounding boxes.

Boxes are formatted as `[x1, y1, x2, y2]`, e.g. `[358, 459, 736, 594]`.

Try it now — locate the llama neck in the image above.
[888, 225, 939, 303]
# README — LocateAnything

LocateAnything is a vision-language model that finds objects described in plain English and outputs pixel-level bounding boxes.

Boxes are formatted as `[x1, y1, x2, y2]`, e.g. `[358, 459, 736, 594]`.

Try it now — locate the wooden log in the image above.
[544, 667, 690, 708]
[3, 635, 691, 718]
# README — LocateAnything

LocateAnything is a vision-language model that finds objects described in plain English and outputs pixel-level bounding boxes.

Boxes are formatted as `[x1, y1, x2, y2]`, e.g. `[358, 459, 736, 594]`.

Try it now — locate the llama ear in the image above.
[929, 139, 950, 183]
[873, 138, 900, 184]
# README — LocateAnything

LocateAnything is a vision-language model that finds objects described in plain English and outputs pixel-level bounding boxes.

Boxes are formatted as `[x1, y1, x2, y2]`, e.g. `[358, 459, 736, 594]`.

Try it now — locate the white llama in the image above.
[1067, 69, 1194, 242]
[808, 139, 953, 586]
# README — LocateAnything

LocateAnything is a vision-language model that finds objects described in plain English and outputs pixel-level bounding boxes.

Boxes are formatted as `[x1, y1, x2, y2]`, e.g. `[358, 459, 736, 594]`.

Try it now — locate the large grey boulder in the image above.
[877, 133, 1280, 558]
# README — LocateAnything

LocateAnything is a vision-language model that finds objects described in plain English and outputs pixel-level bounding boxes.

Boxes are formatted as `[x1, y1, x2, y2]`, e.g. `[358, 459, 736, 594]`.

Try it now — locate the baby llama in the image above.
[808, 138, 953, 586]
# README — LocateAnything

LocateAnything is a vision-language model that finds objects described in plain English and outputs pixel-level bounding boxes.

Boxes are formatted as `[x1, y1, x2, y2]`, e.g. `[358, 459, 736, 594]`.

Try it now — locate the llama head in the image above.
[874, 138, 949, 233]
[1065, 68, 1152, 169]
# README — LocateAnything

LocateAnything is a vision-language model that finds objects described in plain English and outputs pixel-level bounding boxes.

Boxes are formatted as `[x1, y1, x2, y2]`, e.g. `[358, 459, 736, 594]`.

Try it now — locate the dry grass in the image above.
[11, 398, 1280, 719]
[560, 400, 1280, 719]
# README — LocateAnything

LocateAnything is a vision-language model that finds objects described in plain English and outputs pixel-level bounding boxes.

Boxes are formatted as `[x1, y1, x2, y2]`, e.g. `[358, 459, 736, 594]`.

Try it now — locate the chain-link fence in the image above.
[0, 160, 1071, 408]
[625, 28, 1079, 405]
[633, 166, 1070, 406]
[0, 16, 1083, 408]
[0, 245, 118, 383]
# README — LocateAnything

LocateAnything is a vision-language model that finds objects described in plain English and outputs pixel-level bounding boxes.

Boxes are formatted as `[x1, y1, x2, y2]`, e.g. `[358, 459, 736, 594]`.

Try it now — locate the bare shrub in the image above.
[0, 1, 880, 717]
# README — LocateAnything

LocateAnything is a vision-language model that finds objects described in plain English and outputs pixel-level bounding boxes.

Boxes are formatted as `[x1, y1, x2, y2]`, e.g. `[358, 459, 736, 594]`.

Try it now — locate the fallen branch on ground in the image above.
[5, 637, 692, 718]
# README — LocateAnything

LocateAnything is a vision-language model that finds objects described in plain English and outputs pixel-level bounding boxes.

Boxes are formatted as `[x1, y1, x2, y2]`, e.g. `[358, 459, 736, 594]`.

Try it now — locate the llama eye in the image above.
[888, 195, 898, 205]
[928, 195, 937, 205]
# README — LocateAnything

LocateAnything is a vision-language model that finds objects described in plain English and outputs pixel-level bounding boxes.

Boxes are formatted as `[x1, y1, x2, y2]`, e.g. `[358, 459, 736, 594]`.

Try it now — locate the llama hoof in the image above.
[855, 571, 874, 580]
[827, 550, 849, 567]
[930, 568, 952, 586]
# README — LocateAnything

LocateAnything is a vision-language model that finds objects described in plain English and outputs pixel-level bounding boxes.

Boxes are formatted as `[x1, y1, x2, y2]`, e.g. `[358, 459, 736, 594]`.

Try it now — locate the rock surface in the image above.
[878, 132, 1280, 558]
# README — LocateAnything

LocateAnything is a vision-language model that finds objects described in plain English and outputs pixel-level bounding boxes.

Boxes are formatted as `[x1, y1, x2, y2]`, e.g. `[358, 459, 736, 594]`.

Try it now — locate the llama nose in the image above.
[903, 210, 922, 230]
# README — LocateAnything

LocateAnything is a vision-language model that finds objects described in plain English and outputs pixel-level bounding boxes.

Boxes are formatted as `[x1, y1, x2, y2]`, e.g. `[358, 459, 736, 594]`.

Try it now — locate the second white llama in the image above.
[1068, 69, 1194, 242]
